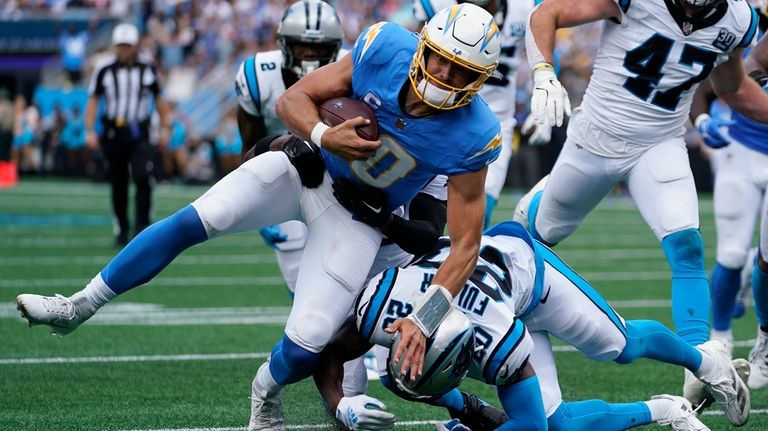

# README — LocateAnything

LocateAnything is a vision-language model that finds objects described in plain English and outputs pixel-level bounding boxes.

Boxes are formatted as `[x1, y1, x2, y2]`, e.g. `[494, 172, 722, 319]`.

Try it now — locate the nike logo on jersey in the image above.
[540, 285, 552, 304]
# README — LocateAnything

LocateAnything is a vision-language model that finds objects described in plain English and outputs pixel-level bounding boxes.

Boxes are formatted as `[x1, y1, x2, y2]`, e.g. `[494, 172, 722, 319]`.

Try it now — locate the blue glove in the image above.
[695, 114, 734, 149]
[259, 225, 287, 248]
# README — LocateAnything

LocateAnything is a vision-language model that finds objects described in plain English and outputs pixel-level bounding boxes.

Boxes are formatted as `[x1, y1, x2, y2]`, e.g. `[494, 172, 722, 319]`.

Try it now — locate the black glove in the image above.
[332, 177, 391, 227]
[282, 136, 325, 188]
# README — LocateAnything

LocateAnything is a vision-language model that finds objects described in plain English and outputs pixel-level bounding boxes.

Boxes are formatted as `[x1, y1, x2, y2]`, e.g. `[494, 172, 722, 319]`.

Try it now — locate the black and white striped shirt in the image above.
[88, 55, 160, 126]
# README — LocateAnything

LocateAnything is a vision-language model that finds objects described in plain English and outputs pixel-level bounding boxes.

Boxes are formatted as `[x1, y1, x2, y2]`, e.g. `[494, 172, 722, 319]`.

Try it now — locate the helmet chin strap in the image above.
[417, 78, 456, 108]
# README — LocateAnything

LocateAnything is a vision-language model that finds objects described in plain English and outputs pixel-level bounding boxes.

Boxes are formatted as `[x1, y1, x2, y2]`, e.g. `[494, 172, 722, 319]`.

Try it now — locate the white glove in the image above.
[521, 113, 552, 146]
[531, 63, 571, 127]
[336, 395, 396, 430]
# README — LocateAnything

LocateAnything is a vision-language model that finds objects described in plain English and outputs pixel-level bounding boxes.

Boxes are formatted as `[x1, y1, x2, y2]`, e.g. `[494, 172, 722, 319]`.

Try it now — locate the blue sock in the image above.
[548, 400, 651, 431]
[615, 320, 702, 371]
[711, 262, 741, 331]
[754, 258, 768, 327]
[497, 375, 547, 431]
[268, 335, 319, 385]
[101, 205, 207, 294]
[432, 389, 465, 413]
[484, 194, 498, 228]
[661, 229, 710, 346]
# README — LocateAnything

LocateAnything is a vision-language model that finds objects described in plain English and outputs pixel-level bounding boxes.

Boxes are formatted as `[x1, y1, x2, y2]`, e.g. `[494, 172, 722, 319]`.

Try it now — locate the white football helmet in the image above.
[277, 0, 343, 78]
[409, 3, 501, 110]
[388, 307, 474, 397]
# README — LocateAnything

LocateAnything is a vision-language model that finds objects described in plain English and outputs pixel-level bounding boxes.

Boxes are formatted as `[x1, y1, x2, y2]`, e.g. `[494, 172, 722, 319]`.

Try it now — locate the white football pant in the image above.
[192, 151, 383, 352]
[535, 109, 699, 243]
[710, 141, 768, 268]
[485, 117, 515, 200]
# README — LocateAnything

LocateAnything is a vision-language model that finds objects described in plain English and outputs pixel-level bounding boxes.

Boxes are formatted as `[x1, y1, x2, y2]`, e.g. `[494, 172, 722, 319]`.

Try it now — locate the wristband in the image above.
[408, 285, 452, 338]
[311, 122, 330, 148]
[532, 63, 555, 74]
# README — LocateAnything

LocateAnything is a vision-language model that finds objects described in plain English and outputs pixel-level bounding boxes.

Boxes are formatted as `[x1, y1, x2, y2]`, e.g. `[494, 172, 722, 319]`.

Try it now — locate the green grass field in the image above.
[1, 178, 765, 431]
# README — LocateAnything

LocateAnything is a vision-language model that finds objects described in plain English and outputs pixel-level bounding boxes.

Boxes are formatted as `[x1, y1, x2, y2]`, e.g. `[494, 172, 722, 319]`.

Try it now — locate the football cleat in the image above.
[248, 364, 285, 431]
[693, 341, 750, 426]
[653, 394, 710, 431]
[747, 329, 768, 390]
[16, 293, 94, 336]
[512, 175, 548, 231]
[448, 392, 508, 431]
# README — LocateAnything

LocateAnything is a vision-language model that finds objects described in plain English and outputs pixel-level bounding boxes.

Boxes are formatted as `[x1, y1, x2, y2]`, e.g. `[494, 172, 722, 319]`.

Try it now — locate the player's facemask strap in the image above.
[409, 31, 494, 110]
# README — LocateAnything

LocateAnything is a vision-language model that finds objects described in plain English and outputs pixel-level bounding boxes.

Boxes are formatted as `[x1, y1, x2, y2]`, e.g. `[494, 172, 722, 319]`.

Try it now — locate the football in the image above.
[318, 97, 378, 140]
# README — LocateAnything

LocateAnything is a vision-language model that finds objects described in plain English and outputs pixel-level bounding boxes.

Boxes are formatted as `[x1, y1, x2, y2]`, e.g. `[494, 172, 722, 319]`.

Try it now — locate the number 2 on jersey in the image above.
[350, 134, 416, 188]
[623, 33, 718, 110]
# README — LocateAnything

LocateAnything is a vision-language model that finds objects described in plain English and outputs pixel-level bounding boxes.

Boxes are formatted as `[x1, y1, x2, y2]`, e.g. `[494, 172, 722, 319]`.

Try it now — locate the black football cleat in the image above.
[449, 392, 508, 431]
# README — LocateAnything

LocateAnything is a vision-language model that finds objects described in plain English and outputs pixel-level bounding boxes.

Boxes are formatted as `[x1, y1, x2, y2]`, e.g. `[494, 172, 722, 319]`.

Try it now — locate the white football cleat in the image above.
[16, 293, 94, 336]
[747, 329, 768, 390]
[248, 364, 285, 431]
[695, 340, 750, 426]
[512, 175, 549, 231]
[653, 394, 710, 431]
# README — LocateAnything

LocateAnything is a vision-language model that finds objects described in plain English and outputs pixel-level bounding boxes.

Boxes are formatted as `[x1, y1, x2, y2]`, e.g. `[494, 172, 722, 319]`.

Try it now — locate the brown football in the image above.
[318, 97, 378, 140]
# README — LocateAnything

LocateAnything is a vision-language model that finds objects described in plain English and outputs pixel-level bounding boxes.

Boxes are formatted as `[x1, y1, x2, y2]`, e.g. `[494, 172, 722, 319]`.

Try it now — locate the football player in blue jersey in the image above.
[312, 220, 744, 431]
[16, 5, 504, 430]
[691, 32, 768, 390]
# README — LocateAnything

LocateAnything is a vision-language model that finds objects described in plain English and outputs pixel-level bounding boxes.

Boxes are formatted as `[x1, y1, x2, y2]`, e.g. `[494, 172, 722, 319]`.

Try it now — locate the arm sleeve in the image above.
[380, 193, 447, 257]
[145, 65, 161, 96]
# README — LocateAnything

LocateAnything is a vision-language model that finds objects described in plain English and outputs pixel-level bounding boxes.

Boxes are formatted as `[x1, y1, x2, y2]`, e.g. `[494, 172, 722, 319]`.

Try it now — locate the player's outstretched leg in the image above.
[16, 205, 208, 336]
[660, 228, 710, 346]
[547, 396, 709, 431]
[613, 320, 749, 426]
[748, 252, 768, 389]
[495, 375, 547, 431]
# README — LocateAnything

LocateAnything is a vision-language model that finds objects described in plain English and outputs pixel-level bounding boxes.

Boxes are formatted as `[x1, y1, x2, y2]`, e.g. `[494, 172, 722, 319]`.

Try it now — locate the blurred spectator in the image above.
[12, 95, 40, 173]
[214, 108, 242, 175]
[60, 104, 89, 176]
[0, 89, 13, 163]
[161, 102, 189, 180]
[59, 24, 89, 85]
[184, 135, 214, 184]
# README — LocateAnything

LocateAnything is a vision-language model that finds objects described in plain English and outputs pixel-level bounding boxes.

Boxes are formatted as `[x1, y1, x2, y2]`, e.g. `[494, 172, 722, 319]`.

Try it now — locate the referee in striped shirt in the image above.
[85, 23, 170, 246]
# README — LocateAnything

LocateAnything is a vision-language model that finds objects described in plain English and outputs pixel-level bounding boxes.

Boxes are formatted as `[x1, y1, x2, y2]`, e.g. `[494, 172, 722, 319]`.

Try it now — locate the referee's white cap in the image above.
[112, 23, 139, 46]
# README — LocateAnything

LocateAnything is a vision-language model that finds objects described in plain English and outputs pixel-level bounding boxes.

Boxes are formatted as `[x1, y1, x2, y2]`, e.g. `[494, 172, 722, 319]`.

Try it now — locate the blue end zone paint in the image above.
[0, 214, 112, 226]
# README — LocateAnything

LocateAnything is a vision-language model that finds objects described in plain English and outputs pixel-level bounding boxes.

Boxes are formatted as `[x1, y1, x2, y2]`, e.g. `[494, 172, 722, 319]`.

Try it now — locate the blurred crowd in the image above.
[2, 0, 664, 188]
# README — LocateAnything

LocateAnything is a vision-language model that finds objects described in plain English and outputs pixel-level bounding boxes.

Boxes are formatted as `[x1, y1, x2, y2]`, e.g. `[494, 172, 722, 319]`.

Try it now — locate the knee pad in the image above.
[269, 335, 319, 385]
[661, 228, 705, 277]
[717, 246, 749, 270]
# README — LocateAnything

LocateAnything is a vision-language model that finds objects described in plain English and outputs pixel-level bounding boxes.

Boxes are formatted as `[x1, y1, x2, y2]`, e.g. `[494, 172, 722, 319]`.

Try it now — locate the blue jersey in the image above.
[730, 110, 768, 155]
[321, 22, 502, 210]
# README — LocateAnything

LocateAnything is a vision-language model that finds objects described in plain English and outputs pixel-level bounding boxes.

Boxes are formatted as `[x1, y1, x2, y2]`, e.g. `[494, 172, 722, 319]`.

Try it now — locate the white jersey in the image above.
[235, 49, 349, 135]
[413, 0, 533, 121]
[356, 228, 539, 384]
[580, 0, 758, 148]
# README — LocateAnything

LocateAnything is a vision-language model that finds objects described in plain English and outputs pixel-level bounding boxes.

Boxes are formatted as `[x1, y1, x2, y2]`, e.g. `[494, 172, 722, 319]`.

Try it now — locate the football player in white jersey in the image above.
[234, 0, 345, 294]
[516, 0, 768, 414]
[313, 221, 747, 430]
[413, 0, 538, 227]
[691, 31, 768, 390]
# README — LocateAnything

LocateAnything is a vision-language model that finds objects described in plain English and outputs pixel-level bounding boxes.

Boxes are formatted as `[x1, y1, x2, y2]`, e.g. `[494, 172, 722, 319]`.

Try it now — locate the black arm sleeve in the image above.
[380, 193, 447, 257]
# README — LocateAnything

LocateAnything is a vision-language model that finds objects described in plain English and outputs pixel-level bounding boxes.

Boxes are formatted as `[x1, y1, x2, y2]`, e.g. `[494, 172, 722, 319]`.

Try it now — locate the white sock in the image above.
[78, 273, 116, 311]
[254, 361, 283, 398]
[645, 398, 674, 421]
[693, 346, 716, 379]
